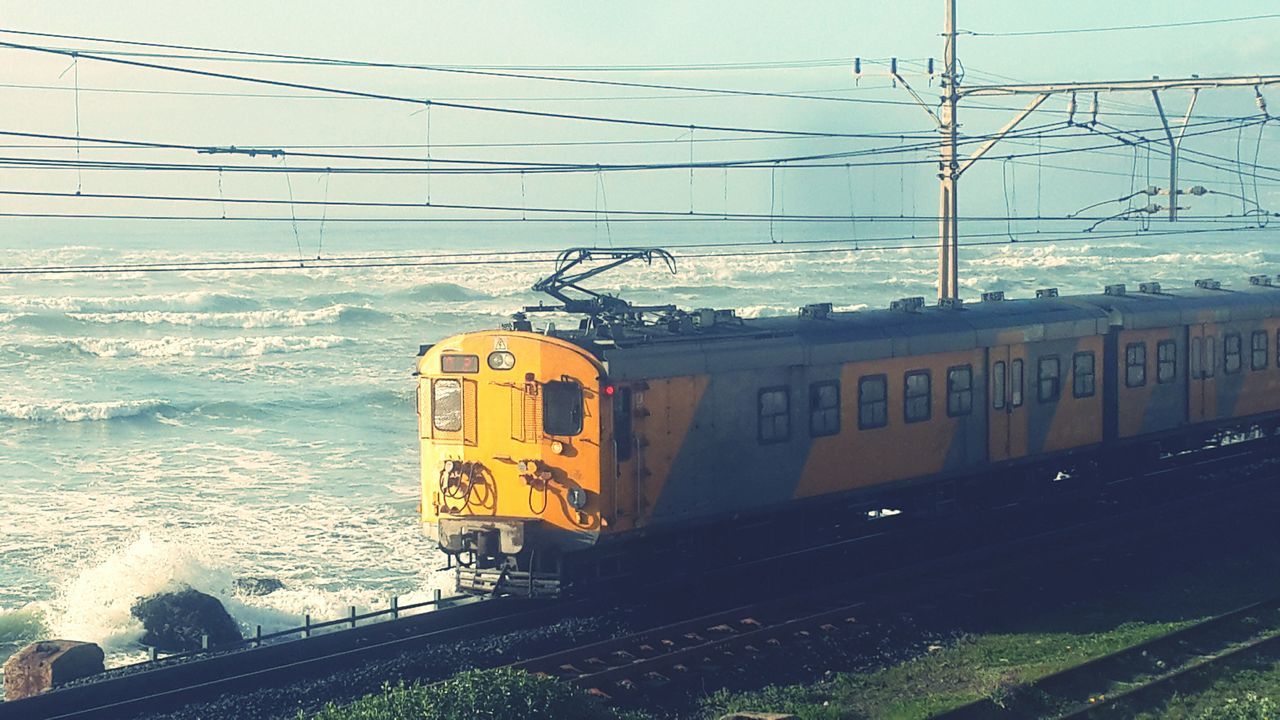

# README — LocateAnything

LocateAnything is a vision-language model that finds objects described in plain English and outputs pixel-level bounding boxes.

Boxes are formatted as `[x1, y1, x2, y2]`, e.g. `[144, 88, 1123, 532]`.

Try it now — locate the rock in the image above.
[3, 640, 104, 701]
[131, 588, 242, 652]
[234, 576, 285, 596]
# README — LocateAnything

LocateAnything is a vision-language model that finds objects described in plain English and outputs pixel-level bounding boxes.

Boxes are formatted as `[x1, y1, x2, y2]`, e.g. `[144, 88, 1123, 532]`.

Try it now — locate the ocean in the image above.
[1, 222, 1275, 670]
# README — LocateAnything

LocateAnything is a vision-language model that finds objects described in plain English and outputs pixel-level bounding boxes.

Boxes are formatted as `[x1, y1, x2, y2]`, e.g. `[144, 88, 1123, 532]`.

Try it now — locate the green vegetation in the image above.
[299, 667, 642, 720]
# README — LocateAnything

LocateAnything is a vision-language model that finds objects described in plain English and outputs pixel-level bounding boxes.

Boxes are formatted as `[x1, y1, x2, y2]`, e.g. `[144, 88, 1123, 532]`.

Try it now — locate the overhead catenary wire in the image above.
[2, 225, 1276, 276]
[0, 38, 906, 139]
[964, 12, 1280, 37]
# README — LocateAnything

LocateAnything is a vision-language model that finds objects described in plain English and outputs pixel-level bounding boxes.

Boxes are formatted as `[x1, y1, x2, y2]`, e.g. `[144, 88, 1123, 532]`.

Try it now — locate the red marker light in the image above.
[603, 385, 616, 396]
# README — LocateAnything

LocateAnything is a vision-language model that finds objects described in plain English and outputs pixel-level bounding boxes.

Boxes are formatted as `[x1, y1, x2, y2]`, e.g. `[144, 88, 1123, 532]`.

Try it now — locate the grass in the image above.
[298, 667, 645, 720]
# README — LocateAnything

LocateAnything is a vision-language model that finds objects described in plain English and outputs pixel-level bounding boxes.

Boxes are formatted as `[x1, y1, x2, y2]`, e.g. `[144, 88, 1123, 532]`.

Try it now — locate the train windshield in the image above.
[543, 380, 584, 436]
[433, 379, 463, 432]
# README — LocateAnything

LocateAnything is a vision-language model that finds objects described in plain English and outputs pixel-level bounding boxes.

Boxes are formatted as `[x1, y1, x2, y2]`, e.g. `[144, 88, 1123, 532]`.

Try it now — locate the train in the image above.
[416, 248, 1280, 596]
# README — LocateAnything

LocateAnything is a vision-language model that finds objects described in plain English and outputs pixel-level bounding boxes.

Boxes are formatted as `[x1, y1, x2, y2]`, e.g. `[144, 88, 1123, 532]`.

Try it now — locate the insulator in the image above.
[1257, 87, 1270, 116]
[853, 57, 861, 75]
[1089, 92, 1099, 125]
[1066, 93, 1077, 124]
[927, 57, 935, 75]
[890, 57, 897, 75]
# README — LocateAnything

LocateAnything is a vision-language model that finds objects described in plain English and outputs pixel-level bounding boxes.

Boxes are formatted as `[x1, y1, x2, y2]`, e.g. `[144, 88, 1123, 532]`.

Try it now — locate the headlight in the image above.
[487, 351, 516, 370]
[567, 487, 588, 510]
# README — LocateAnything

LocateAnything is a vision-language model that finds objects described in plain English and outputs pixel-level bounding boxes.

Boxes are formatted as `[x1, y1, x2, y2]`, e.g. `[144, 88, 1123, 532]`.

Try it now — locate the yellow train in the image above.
[417, 250, 1280, 596]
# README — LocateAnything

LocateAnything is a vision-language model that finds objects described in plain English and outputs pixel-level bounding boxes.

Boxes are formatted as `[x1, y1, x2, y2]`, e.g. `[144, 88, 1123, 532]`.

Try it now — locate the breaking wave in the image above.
[63, 335, 353, 359]
[0, 291, 260, 314]
[66, 305, 389, 329]
[0, 398, 175, 423]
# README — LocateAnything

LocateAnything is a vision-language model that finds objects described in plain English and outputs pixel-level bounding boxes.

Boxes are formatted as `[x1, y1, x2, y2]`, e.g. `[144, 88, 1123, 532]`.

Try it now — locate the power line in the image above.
[2, 225, 1274, 276]
[965, 12, 1280, 37]
[0, 114, 1257, 179]
[0, 38, 906, 138]
[0, 30, 867, 74]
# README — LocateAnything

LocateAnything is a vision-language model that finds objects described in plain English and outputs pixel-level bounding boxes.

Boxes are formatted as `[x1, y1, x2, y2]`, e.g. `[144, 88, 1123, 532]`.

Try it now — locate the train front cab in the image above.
[417, 330, 610, 596]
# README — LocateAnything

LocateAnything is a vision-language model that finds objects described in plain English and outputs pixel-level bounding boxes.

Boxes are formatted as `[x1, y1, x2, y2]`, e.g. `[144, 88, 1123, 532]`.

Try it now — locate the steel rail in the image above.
[0, 595, 576, 720]
[508, 435, 1280, 702]
[934, 595, 1280, 719]
[7, 430, 1280, 717]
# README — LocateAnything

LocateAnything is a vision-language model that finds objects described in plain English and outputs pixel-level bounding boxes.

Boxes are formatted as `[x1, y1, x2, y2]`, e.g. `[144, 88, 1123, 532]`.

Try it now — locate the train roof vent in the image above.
[799, 302, 833, 320]
[937, 297, 964, 310]
[1139, 282, 1162, 295]
[1195, 278, 1222, 290]
[692, 308, 739, 328]
[980, 290, 1005, 302]
[1104, 284, 1126, 296]
[1035, 287, 1059, 299]
[890, 296, 925, 313]
[1250, 275, 1273, 286]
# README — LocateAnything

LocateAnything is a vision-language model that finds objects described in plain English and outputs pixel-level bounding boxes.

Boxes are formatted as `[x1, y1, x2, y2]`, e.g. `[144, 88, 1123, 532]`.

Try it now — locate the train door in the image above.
[1187, 324, 1218, 422]
[609, 385, 639, 531]
[989, 344, 1029, 462]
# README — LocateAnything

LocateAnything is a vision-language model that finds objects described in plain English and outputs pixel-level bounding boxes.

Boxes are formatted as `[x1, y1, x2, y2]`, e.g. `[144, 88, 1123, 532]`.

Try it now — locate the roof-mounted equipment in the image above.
[799, 302, 833, 320]
[1104, 284, 1126, 296]
[890, 297, 925, 313]
[1139, 282, 1162, 294]
[937, 297, 964, 310]
[1195, 278, 1222, 290]
[980, 291, 1005, 302]
[525, 248, 677, 322]
[1036, 287, 1059, 299]
[1250, 275, 1274, 286]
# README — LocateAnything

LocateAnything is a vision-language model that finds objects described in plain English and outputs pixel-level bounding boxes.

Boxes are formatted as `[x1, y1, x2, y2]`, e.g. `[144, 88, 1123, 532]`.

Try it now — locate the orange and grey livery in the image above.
[417, 278, 1280, 596]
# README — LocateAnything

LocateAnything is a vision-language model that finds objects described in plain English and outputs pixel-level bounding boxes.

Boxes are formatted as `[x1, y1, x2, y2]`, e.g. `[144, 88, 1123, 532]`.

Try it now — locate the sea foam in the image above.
[66, 305, 386, 329]
[0, 398, 172, 423]
[69, 335, 352, 359]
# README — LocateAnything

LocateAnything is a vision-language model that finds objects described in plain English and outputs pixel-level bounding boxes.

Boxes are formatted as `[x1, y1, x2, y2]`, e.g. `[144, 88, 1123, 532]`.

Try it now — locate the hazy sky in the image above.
[0, 1, 1275, 253]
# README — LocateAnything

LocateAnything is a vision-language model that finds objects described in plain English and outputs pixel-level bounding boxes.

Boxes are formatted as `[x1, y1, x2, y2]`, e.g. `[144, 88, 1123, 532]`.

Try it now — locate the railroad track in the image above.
[0, 595, 578, 720]
[933, 595, 1280, 719]
[510, 443, 1280, 704]
[7, 435, 1279, 719]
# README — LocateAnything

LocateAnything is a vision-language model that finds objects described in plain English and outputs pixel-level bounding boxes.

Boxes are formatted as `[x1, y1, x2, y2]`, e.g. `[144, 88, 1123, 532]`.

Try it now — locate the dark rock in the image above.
[3, 640, 104, 700]
[131, 589, 242, 652]
[234, 577, 285, 596]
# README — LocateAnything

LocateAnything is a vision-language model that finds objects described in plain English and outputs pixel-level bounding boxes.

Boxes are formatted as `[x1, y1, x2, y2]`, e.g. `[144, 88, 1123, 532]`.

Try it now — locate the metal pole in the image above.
[1151, 90, 1176, 220]
[938, 0, 960, 300]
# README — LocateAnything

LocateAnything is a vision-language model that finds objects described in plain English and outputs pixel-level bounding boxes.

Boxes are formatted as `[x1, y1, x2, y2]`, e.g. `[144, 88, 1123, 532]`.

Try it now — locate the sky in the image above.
[0, 1, 1274, 255]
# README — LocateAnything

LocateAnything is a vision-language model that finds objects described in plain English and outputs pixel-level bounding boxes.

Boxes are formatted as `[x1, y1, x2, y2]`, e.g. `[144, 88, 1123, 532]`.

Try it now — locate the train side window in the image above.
[992, 361, 1007, 410]
[1010, 359, 1024, 407]
[612, 387, 633, 461]
[543, 380, 584, 436]
[1224, 333, 1242, 374]
[1254, 331, 1270, 371]
[1157, 340, 1177, 383]
[1191, 337, 1203, 379]
[1125, 342, 1147, 388]
[858, 375, 888, 430]
[808, 381, 840, 437]
[1037, 357, 1061, 403]
[1073, 352, 1096, 398]
[946, 365, 972, 417]
[904, 370, 931, 423]
[1276, 329, 1280, 368]
[758, 387, 791, 443]
[1205, 335, 1217, 377]
[432, 378, 463, 432]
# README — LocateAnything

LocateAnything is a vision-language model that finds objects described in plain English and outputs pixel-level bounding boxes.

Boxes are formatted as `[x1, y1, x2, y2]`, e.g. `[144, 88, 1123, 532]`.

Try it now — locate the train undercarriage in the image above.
[436, 413, 1280, 598]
